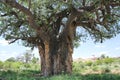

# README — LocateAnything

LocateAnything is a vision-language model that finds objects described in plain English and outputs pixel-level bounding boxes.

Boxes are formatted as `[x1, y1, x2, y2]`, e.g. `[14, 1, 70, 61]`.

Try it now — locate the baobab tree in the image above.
[0, 0, 120, 76]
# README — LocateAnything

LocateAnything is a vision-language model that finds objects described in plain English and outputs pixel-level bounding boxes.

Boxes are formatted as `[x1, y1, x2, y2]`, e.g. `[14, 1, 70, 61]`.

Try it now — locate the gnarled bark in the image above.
[38, 22, 76, 76]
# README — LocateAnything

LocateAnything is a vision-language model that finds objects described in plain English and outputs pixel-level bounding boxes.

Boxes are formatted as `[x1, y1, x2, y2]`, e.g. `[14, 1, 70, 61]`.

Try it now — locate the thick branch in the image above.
[9, 36, 42, 45]
[1, 0, 40, 30]
[0, 0, 49, 41]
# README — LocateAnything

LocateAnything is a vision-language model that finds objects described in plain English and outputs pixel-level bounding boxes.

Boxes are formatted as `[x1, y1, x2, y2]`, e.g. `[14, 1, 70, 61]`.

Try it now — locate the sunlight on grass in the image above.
[0, 58, 120, 80]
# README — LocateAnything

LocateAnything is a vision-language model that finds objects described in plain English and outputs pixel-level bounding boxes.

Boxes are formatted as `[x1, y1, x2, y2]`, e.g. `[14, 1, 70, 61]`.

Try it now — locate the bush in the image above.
[92, 66, 98, 71]
[73, 61, 85, 73]
[101, 66, 111, 73]
[85, 61, 93, 66]
[3, 61, 12, 69]
[103, 58, 114, 64]
[95, 58, 114, 65]
[95, 60, 102, 65]
[0, 61, 3, 69]
[24, 63, 31, 69]
[11, 62, 23, 70]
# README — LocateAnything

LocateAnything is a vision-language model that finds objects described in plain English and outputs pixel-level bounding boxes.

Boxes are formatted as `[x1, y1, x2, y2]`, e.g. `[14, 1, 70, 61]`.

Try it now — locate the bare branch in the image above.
[8, 35, 42, 45]
[9, 38, 19, 44]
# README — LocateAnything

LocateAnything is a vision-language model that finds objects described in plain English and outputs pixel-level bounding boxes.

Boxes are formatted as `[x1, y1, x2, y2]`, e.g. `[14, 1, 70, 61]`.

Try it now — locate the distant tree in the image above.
[32, 57, 39, 64]
[101, 54, 106, 59]
[106, 56, 109, 58]
[16, 56, 24, 62]
[6, 57, 16, 62]
[23, 50, 32, 63]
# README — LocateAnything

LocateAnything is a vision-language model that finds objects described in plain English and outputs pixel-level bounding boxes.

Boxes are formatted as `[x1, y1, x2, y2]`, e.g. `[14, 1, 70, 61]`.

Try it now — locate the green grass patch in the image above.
[0, 58, 120, 80]
[0, 70, 120, 80]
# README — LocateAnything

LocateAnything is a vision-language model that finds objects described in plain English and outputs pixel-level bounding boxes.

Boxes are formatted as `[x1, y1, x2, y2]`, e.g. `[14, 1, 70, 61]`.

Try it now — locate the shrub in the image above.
[11, 62, 23, 70]
[101, 66, 111, 73]
[103, 58, 114, 64]
[73, 61, 85, 73]
[24, 63, 31, 69]
[95, 58, 114, 65]
[85, 61, 93, 66]
[3, 61, 12, 69]
[95, 59, 102, 65]
[0, 61, 3, 69]
[92, 66, 98, 71]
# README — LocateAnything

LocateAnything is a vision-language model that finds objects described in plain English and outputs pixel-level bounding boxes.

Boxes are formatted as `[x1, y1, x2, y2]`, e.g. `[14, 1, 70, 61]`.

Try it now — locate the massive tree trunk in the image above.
[38, 8, 77, 76]
[38, 22, 76, 76]
[38, 39, 73, 76]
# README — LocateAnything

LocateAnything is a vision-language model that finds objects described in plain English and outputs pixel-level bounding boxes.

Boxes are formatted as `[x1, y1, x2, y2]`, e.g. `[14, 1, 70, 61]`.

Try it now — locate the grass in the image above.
[0, 58, 120, 80]
[0, 70, 120, 80]
[0, 70, 39, 80]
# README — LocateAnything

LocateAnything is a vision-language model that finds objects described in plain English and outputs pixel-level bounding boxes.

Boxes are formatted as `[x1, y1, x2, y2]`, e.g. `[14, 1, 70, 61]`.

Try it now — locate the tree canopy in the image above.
[0, 0, 120, 47]
[0, 0, 120, 76]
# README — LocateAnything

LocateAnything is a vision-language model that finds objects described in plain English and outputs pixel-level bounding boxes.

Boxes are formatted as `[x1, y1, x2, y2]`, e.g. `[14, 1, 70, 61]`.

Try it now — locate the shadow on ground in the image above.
[0, 70, 120, 80]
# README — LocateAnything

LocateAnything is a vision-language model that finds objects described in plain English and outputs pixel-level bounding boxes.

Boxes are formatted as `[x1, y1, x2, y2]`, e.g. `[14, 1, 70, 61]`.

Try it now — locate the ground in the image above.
[0, 57, 120, 80]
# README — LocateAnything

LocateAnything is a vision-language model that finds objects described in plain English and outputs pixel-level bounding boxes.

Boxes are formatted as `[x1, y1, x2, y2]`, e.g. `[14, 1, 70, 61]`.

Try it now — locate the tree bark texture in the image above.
[38, 23, 76, 76]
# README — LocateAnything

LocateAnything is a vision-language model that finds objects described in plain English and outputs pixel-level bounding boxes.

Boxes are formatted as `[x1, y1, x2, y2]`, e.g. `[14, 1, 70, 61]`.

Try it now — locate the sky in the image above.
[0, 34, 120, 61]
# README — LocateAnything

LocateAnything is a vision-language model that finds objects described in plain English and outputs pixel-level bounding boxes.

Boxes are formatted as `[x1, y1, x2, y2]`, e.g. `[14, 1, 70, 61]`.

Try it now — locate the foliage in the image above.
[23, 50, 33, 63]
[101, 66, 111, 73]
[96, 58, 115, 65]
[73, 61, 85, 73]
[6, 57, 16, 62]
[0, 71, 120, 80]
[0, 0, 120, 76]
[92, 66, 99, 71]
[100, 54, 106, 59]
[0, 61, 3, 69]
[102, 58, 115, 64]
[0, 0, 120, 47]
[3, 61, 12, 69]
[0, 57, 120, 79]
[11, 62, 23, 70]
[15, 50, 39, 64]
[85, 61, 93, 66]
[31, 57, 39, 64]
